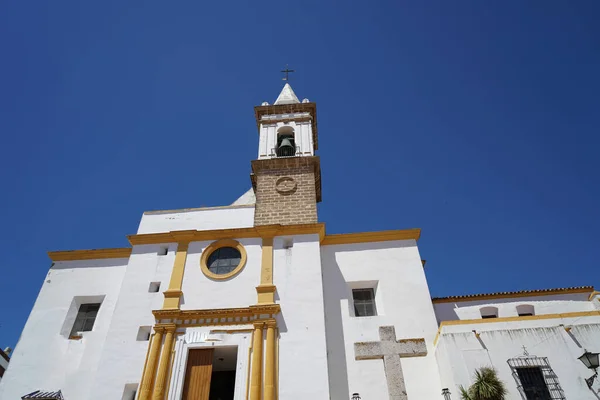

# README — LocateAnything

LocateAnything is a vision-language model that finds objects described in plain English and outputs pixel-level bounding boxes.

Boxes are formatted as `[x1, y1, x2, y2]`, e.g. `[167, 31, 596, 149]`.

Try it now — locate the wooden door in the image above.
[182, 348, 214, 400]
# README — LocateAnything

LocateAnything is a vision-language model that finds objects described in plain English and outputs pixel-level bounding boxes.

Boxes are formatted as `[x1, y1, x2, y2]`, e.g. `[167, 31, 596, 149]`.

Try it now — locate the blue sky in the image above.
[1, 1, 599, 348]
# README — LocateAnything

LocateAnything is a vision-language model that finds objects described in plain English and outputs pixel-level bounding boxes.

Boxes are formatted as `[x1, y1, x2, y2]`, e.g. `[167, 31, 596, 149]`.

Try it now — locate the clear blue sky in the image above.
[1, 1, 599, 348]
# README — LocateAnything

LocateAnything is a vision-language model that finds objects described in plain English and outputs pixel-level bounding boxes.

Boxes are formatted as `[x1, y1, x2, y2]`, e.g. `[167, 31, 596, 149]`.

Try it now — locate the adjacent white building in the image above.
[1, 84, 598, 400]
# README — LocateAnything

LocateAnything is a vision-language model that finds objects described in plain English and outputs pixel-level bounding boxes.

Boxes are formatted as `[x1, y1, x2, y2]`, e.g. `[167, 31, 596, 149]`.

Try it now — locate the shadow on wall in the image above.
[51, 258, 127, 270]
[320, 248, 351, 400]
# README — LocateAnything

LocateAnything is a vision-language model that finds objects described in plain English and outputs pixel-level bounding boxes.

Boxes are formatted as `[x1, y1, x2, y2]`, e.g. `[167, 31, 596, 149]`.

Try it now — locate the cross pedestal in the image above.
[354, 326, 427, 400]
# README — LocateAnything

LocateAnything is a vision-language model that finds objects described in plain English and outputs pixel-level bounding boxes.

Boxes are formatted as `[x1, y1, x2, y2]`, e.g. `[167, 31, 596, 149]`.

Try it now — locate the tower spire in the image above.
[274, 83, 300, 105]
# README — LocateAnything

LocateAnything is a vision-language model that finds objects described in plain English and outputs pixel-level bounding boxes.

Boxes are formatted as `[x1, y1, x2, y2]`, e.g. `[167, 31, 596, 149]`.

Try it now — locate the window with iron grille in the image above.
[352, 288, 377, 317]
[69, 303, 101, 338]
[507, 355, 565, 400]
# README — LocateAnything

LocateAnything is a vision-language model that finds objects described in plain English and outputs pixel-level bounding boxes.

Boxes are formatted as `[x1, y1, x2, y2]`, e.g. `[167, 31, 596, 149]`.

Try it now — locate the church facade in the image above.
[1, 84, 599, 400]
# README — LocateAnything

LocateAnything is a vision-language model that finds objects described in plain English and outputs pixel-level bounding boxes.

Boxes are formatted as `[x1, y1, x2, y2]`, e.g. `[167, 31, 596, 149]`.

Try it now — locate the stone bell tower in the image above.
[251, 83, 322, 226]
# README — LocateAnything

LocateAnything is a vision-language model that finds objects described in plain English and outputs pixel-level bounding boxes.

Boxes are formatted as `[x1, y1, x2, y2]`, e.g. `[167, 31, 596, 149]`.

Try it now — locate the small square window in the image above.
[121, 383, 138, 400]
[157, 247, 168, 256]
[148, 282, 161, 293]
[136, 326, 152, 341]
[70, 303, 101, 338]
[352, 288, 377, 317]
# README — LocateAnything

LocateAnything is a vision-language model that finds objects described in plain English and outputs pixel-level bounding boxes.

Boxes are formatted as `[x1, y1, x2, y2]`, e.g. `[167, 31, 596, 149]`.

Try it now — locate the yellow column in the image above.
[139, 327, 164, 400]
[152, 324, 176, 400]
[250, 322, 264, 400]
[163, 241, 190, 309]
[264, 320, 277, 400]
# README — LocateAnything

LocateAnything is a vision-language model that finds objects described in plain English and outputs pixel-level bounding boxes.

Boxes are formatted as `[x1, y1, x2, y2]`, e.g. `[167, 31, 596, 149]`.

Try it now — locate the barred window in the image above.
[508, 355, 565, 400]
[352, 288, 377, 317]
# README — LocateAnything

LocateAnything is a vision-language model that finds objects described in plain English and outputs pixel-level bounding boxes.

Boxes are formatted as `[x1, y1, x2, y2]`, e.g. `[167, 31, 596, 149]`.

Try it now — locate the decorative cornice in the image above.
[48, 247, 132, 261]
[48, 225, 431, 261]
[321, 228, 421, 245]
[152, 304, 281, 322]
[128, 224, 325, 246]
[432, 286, 595, 304]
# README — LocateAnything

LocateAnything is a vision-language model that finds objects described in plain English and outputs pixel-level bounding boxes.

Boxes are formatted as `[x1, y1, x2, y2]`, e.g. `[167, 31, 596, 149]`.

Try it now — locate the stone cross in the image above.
[354, 326, 427, 400]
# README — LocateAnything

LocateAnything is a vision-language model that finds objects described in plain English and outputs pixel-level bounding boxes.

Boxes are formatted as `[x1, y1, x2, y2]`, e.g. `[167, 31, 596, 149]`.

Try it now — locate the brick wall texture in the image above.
[252, 157, 320, 226]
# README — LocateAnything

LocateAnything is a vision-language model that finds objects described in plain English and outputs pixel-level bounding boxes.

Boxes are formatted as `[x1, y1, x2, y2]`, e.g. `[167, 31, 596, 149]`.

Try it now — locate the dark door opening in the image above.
[209, 346, 237, 400]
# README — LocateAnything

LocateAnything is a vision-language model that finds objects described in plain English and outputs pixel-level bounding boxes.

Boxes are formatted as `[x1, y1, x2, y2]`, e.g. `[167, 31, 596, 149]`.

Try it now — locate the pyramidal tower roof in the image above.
[274, 83, 300, 105]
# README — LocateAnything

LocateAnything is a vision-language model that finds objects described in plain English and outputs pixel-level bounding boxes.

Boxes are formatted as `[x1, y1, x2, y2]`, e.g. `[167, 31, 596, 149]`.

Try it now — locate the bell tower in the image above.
[251, 83, 322, 226]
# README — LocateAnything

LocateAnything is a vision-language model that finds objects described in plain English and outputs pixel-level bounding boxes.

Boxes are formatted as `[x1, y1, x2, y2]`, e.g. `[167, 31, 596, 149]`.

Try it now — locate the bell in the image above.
[277, 138, 295, 157]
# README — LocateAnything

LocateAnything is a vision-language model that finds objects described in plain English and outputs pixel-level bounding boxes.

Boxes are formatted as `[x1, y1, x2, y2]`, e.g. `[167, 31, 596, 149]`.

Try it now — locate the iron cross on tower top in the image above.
[281, 65, 295, 81]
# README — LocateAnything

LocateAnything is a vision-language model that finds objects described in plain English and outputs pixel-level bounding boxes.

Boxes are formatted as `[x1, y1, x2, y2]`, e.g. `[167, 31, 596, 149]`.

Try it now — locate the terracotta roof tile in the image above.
[432, 286, 594, 303]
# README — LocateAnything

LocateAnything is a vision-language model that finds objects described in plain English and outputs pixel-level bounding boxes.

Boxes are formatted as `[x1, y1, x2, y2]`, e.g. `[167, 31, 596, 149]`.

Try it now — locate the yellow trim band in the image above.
[128, 223, 325, 246]
[321, 228, 421, 245]
[200, 239, 247, 280]
[439, 310, 600, 327]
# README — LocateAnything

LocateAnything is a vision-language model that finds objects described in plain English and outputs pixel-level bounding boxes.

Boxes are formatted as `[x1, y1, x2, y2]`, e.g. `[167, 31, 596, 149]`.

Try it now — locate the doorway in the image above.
[182, 346, 237, 400]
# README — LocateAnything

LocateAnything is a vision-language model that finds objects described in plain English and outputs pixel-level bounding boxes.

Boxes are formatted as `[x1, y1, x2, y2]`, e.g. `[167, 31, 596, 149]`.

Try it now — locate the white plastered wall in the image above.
[434, 292, 594, 323]
[435, 317, 600, 399]
[181, 238, 262, 310]
[273, 234, 331, 399]
[137, 205, 255, 234]
[89, 244, 176, 399]
[320, 240, 443, 400]
[0, 259, 128, 400]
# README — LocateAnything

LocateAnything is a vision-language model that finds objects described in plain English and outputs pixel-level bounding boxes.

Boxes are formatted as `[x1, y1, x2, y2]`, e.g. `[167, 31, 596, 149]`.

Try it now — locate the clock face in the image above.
[275, 176, 297, 195]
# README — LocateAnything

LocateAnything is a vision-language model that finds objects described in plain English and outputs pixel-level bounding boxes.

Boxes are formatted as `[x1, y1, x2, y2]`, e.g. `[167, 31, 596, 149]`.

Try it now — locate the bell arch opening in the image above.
[275, 126, 297, 157]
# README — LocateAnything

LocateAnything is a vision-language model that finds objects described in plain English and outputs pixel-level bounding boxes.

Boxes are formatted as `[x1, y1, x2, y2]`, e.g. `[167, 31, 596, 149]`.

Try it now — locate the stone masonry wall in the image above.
[252, 157, 319, 226]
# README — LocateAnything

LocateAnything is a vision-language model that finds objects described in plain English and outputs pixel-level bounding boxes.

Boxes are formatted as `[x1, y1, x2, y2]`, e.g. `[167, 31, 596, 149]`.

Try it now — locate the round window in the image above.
[207, 246, 242, 275]
[200, 239, 247, 279]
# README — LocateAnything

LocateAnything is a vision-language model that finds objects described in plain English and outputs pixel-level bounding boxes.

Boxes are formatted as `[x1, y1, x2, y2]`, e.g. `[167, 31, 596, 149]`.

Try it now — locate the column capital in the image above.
[170, 230, 197, 244]
[154, 323, 177, 333]
[265, 319, 278, 328]
[253, 321, 265, 329]
[255, 226, 281, 239]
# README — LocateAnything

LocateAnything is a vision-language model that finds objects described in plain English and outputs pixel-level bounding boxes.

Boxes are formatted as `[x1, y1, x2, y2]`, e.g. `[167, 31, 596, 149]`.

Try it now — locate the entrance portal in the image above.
[182, 347, 237, 400]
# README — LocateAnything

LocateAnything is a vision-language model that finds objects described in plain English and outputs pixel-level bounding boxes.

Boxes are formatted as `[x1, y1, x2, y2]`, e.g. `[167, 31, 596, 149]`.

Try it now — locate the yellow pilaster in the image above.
[256, 228, 278, 304]
[163, 237, 193, 309]
[249, 322, 264, 400]
[152, 324, 176, 400]
[264, 321, 277, 400]
[138, 327, 164, 400]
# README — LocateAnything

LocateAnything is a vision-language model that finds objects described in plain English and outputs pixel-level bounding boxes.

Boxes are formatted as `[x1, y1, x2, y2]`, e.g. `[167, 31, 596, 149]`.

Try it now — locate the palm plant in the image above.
[459, 367, 508, 400]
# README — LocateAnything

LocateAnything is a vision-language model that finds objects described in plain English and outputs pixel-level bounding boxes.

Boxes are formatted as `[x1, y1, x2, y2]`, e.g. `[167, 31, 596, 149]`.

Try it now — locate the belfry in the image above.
[1, 81, 599, 400]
